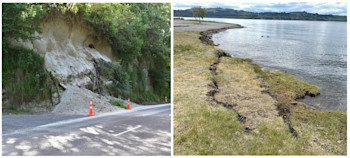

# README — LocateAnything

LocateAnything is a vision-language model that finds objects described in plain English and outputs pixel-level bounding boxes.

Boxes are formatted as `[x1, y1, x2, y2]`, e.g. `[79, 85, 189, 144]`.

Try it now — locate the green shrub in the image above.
[131, 90, 160, 103]
[99, 60, 130, 97]
[99, 59, 168, 103]
[109, 99, 127, 109]
[2, 46, 51, 107]
[3, 104, 31, 114]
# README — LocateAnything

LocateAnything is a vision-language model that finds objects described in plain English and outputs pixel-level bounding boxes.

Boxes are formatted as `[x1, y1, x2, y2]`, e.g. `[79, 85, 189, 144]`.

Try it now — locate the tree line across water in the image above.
[175, 7, 346, 21]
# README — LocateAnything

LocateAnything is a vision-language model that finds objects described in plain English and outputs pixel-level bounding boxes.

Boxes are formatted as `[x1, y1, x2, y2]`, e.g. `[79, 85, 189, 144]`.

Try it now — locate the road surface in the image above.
[2, 104, 171, 156]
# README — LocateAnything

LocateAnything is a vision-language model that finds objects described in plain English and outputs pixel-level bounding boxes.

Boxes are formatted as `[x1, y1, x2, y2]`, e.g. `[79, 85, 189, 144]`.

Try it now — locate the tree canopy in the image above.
[191, 6, 207, 23]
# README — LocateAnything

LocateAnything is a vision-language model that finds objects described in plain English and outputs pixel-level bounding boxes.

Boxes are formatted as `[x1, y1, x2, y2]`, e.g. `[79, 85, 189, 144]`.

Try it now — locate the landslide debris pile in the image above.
[52, 85, 140, 115]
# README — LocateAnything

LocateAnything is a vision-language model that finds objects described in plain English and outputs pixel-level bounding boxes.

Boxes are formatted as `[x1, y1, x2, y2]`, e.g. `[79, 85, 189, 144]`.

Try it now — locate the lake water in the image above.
[184, 17, 347, 112]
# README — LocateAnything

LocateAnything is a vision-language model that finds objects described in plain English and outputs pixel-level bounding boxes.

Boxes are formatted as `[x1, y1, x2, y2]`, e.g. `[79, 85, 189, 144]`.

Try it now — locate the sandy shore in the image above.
[174, 19, 242, 32]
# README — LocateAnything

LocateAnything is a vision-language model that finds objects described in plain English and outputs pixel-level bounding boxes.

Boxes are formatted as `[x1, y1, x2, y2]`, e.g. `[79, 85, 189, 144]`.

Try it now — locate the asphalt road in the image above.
[2, 104, 171, 156]
[2, 114, 85, 134]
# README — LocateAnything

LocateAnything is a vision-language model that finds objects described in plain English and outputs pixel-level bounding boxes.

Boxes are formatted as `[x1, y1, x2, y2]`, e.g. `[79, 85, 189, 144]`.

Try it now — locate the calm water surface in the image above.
[184, 17, 347, 112]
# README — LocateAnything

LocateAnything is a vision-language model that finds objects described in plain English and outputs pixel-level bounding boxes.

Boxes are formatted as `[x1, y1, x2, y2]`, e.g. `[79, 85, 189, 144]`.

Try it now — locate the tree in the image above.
[2, 3, 48, 50]
[191, 6, 207, 23]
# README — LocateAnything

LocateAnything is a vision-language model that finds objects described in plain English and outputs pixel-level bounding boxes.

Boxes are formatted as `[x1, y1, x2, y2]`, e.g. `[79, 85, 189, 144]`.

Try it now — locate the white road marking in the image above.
[6, 138, 16, 144]
[113, 125, 142, 137]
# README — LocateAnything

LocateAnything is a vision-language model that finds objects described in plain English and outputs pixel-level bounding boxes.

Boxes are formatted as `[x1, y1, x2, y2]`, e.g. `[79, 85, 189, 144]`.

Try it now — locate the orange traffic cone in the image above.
[127, 98, 131, 109]
[88, 99, 94, 116]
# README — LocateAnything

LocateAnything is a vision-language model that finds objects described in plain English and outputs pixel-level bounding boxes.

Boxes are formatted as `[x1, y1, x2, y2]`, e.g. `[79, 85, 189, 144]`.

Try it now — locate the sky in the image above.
[174, 2, 347, 15]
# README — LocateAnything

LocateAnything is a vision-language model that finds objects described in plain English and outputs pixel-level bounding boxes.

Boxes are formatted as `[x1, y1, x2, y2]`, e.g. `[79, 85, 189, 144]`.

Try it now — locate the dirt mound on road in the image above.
[52, 85, 139, 115]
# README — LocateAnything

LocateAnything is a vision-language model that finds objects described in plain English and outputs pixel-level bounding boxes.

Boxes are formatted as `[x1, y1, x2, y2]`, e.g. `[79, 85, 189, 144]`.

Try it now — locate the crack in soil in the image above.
[202, 27, 250, 131]
[278, 103, 298, 137]
[259, 81, 298, 137]
[206, 50, 246, 124]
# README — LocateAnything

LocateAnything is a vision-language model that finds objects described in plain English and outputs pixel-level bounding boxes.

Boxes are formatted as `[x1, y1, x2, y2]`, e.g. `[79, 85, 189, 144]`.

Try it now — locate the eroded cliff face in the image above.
[12, 15, 116, 87]
[8, 14, 157, 113]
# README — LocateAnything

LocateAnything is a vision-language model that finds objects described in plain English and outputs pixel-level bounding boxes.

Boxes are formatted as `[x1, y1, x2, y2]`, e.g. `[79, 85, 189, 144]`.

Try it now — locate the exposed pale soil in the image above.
[11, 15, 115, 87]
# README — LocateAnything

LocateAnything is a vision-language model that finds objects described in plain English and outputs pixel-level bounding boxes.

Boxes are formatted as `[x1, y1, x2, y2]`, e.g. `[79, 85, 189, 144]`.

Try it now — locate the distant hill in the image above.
[174, 8, 347, 21]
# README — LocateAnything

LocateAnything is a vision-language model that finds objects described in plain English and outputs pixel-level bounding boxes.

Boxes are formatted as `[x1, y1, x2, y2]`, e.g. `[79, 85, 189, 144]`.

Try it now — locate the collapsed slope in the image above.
[3, 4, 171, 114]
[9, 15, 132, 114]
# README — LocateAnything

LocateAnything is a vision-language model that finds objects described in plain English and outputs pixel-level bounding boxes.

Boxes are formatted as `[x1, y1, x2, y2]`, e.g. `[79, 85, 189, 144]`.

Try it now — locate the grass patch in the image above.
[234, 57, 320, 100]
[215, 57, 284, 130]
[234, 57, 252, 63]
[291, 105, 347, 155]
[261, 70, 320, 99]
[174, 44, 194, 53]
[109, 99, 127, 109]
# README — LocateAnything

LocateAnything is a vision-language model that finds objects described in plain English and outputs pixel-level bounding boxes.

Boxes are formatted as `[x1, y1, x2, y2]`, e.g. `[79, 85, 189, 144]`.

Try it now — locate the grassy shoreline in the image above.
[174, 21, 346, 155]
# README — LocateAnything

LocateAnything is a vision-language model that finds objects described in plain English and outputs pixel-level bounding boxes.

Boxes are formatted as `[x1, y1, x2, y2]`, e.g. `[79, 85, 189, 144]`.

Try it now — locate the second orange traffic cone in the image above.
[88, 99, 94, 116]
[127, 98, 131, 109]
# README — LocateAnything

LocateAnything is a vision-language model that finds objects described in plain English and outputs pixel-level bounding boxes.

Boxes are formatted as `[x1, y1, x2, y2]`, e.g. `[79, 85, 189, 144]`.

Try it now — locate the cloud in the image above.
[173, 2, 347, 15]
